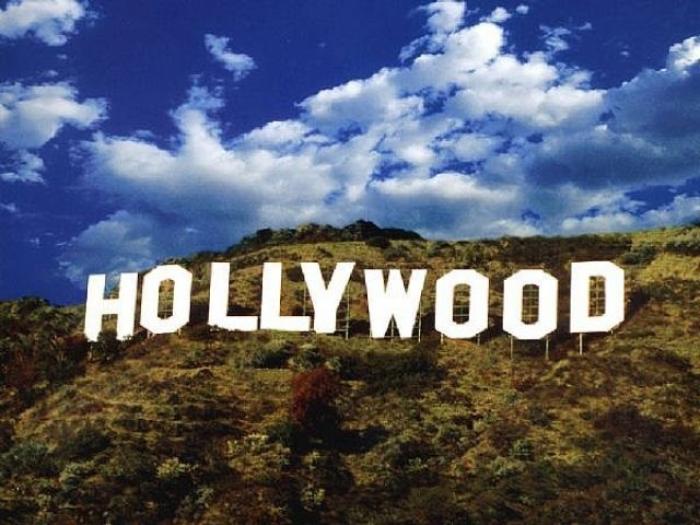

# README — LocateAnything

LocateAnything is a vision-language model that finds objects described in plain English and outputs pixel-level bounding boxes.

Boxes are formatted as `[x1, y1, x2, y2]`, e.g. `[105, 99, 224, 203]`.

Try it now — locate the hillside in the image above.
[1, 222, 700, 524]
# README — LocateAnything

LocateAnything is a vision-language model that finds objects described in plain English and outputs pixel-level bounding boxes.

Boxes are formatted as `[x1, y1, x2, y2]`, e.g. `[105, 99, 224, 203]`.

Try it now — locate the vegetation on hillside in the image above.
[1, 222, 699, 524]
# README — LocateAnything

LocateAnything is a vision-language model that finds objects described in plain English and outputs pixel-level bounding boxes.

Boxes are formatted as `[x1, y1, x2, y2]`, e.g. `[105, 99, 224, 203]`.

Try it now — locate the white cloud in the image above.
[373, 171, 514, 203]
[399, 0, 466, 61]
[667, 36, 700, 72]
[60, 0, 700, 283]
[540, 22, 592, 56]
[540, 25, 572, 54]
[0, 82, 104, 186]
[528, 36, 700, 190]
[0, 150, 45, 183]
[0, 201, 18, 214]
[485, 7, 511, 24]
[59, 210, 167, 283]
[422, 0, 465, 33]
[399, 22, 506, 91]
[0, 82, 105, 150]
[204, 33, 256, 81]
[300, 69, 422, 134]
[0, 0, 86, 46]
[561, 195, 700, 234]
[446, 52, 603, 129]
[516, 4, 530, 15]
[442, 133, 499, 162]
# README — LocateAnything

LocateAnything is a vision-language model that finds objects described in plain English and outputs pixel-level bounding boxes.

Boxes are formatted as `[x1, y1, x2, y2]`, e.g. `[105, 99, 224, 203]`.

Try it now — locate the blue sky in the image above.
[1, 0, 699, 304]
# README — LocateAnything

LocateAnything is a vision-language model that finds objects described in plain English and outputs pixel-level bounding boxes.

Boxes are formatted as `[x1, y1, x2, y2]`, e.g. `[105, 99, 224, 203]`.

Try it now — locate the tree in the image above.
[291, 367, 341, 439]
[89, 331, 123, 363]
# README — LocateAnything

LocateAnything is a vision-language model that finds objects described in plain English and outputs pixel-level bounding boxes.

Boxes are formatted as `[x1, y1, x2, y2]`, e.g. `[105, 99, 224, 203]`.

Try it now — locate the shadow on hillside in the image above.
[333, 425, 390, 455]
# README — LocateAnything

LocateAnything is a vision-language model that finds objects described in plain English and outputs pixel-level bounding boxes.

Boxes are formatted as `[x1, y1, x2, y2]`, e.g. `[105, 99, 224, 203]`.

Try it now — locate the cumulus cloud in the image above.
[0, 82, 104, 186]
[60, 0, 700, 283]
[484, 7, 511, 24]
[529, 36, 700, 189]
[561, 194, 700, 234]
[400, 0, 466, 61]
[59, 210, 184, 284]
[0, 150, 45, 183]
[422, 0, 465, 33]
[204, 33, 256, 81]
[667, 36, 700, 71]
[0, 0, 86, 46]
[0, 82, 105, 150]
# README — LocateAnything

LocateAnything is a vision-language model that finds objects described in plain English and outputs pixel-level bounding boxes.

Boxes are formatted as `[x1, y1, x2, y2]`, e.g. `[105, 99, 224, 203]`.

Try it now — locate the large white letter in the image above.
[140, 265, 192, 334]
[208, 262, 258, 331]
[260, 262, 311, 331]
[570, 261, 625, 333]
[435, 270, 489, 339]
[301, 262, 355, 333]
[84, 273, 138, 342]
[503, 270, 558, 340]
[365, 269, 426, 338]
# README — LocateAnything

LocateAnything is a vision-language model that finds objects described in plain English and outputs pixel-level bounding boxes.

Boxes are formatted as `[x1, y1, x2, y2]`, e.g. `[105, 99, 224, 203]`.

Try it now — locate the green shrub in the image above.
[182, 324, 212, 342]
[365, 236, 391, 249]
[300, 483, 326, 511]
[99, 447, 154, 482]
[290, 344, 325, 370]
[226, 433, 291, 484]
[285, 266, 305, 282]
[383, 245, 408, 261]
[382, 435, 433, 471]
[176, 485, 215, 521]
[510, 438, 534, 460]
[489, 455, 525, 480]
[363, 339, 441, 392]
[248, 340, 294, 368]
[156, 457, 194, 481]
[265, 419, 305, 450]
[620, 244, 657, 265]
[0, 298, 86, 398]
[89, 330, 124, 363]
[59, 461, 94, 492]
[57, 425, 111, 461]
[665, 229, 700, 255]
[0, 440, 56, 477]
[106, 493, 143, 523]
[527, 406, 552, 427]
[427, 241, 454, 258]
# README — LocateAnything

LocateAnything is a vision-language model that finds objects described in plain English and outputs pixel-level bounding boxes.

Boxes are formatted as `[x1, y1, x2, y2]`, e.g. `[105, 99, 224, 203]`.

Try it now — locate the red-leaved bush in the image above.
[291, 367, 341, 438]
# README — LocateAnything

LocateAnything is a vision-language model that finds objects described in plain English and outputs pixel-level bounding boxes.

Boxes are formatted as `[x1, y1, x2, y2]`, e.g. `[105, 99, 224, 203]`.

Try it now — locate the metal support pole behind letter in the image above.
[344, 287, 350, 340]
[417, 301, 422, 342]
[510, 336, 514, 360]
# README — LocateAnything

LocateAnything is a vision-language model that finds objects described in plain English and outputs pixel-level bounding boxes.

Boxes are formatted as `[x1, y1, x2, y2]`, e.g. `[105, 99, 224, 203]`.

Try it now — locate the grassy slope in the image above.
[2, 224, 700, 524]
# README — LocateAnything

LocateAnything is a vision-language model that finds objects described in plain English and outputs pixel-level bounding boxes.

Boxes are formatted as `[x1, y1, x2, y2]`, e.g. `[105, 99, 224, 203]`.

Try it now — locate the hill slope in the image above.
[1, 222, 700, 524]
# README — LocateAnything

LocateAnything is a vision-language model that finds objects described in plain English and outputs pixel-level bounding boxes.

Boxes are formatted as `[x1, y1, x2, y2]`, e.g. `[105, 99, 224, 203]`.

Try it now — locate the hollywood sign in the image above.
[84, 261, 625, 342]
